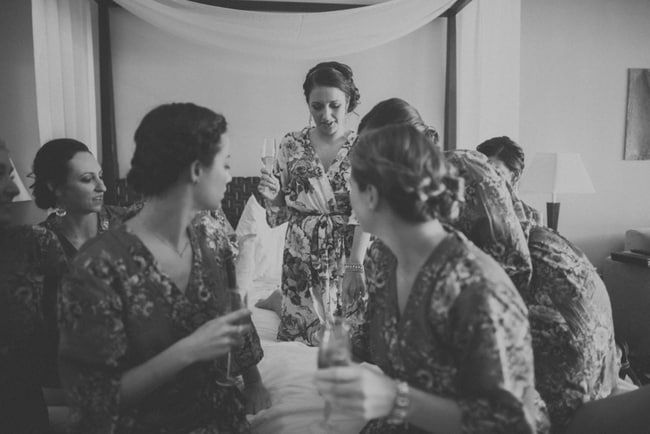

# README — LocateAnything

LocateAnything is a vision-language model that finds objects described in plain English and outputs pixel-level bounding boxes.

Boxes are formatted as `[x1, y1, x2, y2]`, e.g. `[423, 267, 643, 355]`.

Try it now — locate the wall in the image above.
[520, 0, 650, 269]
[0, 0, 47, 225]
[109, 8, 447, 177]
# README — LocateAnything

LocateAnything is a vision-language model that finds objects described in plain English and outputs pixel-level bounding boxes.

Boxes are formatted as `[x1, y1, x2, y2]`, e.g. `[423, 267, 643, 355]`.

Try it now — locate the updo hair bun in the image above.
[31, 138, 90, 210]
[350, 123, 461, 223]
[303, 61, 360, 113]
[126, 102, 227, 197]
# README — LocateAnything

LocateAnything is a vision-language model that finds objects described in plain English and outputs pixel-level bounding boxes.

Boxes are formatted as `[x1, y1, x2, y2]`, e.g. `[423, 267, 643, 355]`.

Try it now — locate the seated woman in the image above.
[476, 136, 543, 231]
[446, 150, 622, 433]
[58, 103, 270, 433]
[0, 140, 67, 433]
[315, 124, 547, 433]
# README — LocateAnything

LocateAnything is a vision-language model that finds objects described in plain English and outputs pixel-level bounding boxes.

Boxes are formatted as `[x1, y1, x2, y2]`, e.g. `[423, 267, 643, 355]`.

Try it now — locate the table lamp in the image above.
[10, 158, 33, 202]
[518, 152, 595, 231]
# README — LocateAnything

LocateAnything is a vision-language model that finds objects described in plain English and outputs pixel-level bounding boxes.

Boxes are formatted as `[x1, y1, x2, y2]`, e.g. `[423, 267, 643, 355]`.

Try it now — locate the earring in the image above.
[54, 206, 67, 217]
[308, 113, 314, 127]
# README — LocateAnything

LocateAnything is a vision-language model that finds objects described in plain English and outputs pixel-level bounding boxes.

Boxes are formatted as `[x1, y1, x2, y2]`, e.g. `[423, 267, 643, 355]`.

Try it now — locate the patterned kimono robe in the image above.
[351, 233, 548, 433]
[58, 216, 263, 434]
[0, 225, 67, 432]
[266, 127, 357, 345]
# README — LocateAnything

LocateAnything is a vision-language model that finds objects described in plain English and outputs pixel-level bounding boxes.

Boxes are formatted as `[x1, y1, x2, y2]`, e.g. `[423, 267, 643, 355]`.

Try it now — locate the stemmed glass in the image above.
[310, 258, 351, 433]
[260, 137, 277, 196]
[214, 287, 248, 387]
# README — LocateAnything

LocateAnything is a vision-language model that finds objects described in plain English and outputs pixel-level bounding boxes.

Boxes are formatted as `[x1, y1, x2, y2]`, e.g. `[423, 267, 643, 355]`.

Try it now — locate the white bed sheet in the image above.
[247, 278, 366, 434]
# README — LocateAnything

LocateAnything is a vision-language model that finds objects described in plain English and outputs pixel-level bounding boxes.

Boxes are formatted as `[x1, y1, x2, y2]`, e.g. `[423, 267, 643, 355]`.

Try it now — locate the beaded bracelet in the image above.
[344, 262, 364, 273]
[387, 380, 410, 425]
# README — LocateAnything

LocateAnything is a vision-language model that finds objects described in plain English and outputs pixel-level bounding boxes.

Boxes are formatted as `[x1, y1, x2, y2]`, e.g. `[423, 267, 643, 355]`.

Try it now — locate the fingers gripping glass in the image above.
[214, 288, 249, 387]
[260, 137, 278, 197]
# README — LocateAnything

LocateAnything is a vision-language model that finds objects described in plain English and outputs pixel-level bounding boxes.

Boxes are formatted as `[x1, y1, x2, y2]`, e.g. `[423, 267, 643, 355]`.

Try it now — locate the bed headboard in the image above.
[116, 176, 262, 229]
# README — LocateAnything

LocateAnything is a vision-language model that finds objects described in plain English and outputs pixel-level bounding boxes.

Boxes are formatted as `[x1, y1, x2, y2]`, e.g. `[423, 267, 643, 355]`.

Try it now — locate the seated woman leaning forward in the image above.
[314, 124, 548, 433]
[58, 103, 270, 433]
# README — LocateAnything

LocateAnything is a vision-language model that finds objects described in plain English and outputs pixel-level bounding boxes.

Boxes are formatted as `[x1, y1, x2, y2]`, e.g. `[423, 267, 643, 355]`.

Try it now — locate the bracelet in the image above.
[344, 262, 364, 273]
[387, 380, 410, 425]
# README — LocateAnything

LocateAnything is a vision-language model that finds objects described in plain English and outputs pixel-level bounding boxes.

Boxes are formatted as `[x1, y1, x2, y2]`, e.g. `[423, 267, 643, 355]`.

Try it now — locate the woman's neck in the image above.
[311, 126, 346, 146]
[59, 211, 99, 243]
[132, 190, 195, 245]
[377, 217, 447, 274]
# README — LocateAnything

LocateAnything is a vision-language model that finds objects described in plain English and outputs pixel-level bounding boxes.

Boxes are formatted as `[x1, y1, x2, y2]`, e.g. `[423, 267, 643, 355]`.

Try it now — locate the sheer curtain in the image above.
[456, 0, 521, 149]
[31, 0, 98, 155]
[112, 0, 455, 60]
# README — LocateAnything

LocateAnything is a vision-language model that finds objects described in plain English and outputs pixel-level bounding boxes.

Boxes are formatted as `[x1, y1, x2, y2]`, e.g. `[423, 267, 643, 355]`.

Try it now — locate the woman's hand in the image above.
[243, 380, 272, 415]
[341, 269, 365, 311]
[314, 363, 397, 420]
[179, 308, 251, 364]
[258, 167, 281, 201]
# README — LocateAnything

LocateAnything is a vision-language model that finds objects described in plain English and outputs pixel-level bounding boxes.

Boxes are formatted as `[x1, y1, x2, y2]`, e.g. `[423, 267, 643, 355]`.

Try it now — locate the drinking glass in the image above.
[260, 137, 278, 198]
[310, 317, 352, 433]
[215, 287, 248, 387]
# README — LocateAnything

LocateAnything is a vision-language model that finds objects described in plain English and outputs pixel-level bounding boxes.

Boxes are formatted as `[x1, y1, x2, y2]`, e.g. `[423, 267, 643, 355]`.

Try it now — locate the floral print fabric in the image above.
[266, 127, 357, 345]
[445, 150, 533, 292]
[0, 225, 67, 430]
[58, 216, 263, 434]
[525, 226, 618, 433]
[351, 233, 548, 434]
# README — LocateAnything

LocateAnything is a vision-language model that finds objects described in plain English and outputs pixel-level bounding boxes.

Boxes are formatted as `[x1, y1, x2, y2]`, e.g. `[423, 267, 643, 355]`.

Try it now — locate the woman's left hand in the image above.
[314, 363, 397, 420]
[243, 380, 272, 415]
[341, 270, 365, 311]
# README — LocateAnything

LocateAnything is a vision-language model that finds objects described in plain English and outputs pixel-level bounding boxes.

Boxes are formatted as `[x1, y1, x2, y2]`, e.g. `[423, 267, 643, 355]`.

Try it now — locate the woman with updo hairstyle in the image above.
[314, 124, 548, 433]
[258, 61, 370, 345]
[58, 102, 270, 433]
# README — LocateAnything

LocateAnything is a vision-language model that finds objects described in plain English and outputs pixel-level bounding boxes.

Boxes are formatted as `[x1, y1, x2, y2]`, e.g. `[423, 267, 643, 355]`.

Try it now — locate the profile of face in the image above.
[308, 86, 348, 137]
[348, 174, 373, 233]
[55, 151, 106, 214]
[195, 134, 232, 210]
[0, 147, 20, 225]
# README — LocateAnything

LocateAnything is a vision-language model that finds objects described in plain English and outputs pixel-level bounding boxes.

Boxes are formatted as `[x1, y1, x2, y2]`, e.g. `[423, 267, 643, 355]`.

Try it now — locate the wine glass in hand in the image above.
[215, 288, 249, 387]
[259, 138, 277, 197]
[311, 317, 352, 433]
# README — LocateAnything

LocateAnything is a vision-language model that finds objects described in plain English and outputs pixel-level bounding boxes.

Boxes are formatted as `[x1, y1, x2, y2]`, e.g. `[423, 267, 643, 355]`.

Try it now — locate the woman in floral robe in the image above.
[315, 124, 548, 433]
[0, 141, 67, 432]
[448, 150, 621, 433]
[259, 62, 369, 345]
[58, 103, 269, 433]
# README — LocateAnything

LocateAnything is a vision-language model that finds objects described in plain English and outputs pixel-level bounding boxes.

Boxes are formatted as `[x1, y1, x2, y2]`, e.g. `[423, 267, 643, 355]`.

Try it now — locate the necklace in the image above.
[147, 227, 191, 258]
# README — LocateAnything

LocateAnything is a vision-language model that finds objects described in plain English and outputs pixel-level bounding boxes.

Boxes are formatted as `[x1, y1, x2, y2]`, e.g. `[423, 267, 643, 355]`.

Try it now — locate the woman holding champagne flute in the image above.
[314, 120, 548, 433]
[58, 103, 270, 433]
[258, 61, 370, 345]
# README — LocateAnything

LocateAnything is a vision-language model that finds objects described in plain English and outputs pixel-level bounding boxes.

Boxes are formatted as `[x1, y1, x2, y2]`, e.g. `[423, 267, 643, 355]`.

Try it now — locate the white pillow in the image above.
[235, 195, 286, 288]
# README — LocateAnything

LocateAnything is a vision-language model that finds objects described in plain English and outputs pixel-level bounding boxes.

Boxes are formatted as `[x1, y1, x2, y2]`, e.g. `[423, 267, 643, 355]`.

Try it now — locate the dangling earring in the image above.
[308, 113, 314, 127]
[54, 206, 67, 217]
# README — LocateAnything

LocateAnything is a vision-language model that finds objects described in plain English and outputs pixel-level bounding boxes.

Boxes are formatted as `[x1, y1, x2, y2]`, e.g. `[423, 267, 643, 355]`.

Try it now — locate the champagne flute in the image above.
[260, 137, 277, 196]
[311, 317, 352, 434]
[215, 287, 248, 387]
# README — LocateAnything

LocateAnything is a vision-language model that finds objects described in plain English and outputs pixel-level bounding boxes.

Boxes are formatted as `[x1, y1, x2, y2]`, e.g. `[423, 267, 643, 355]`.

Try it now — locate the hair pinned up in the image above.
[350, 123, 462, 223]
[303, 61, 360, 113]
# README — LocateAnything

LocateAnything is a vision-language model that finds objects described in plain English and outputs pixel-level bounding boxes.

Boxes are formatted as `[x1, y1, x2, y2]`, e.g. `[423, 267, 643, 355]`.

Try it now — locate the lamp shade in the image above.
[519, 152, 595, 201]
[10, 158, 32, 203]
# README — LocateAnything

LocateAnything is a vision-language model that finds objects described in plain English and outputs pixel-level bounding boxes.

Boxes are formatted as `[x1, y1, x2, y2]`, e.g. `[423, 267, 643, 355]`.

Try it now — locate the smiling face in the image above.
[196, 135, 232, 210]
[56, 151, 106, 215]
[308, 86, 348, 137]
[0, 148, 20, 226]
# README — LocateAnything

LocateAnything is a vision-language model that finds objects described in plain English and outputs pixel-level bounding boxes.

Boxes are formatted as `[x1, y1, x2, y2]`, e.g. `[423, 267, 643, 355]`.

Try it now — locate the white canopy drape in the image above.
[112, 0, 455, 60]
[31, 0, 98, 155]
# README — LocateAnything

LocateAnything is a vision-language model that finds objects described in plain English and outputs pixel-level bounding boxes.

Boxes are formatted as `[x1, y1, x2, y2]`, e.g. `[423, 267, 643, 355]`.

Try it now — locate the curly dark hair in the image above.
[358, 98, 439, 145]
[127, 103, 227, 197]
[31, 138, 91, 209]
[350, 124, 462, 223]
[476, 136, 525, 183]
[302, 61, 360, 113]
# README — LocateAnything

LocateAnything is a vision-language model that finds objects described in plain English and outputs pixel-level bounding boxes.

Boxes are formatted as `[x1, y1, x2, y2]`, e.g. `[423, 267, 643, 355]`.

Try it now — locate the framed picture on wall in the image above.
[624, 68, 650, 160]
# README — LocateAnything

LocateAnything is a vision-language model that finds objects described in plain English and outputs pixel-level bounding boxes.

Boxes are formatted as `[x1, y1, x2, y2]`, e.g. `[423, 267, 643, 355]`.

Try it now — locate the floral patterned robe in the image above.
[0, 225, 67, 432]
[58, 215, 263, 434]
[351, 233, 548, 433]
[266, 127, 357, 345]
[448, 150, 618, 433]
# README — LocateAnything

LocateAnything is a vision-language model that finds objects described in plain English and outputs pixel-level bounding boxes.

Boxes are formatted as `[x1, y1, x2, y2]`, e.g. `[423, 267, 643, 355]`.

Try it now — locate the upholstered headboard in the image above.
[116, 176, 262, 229]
